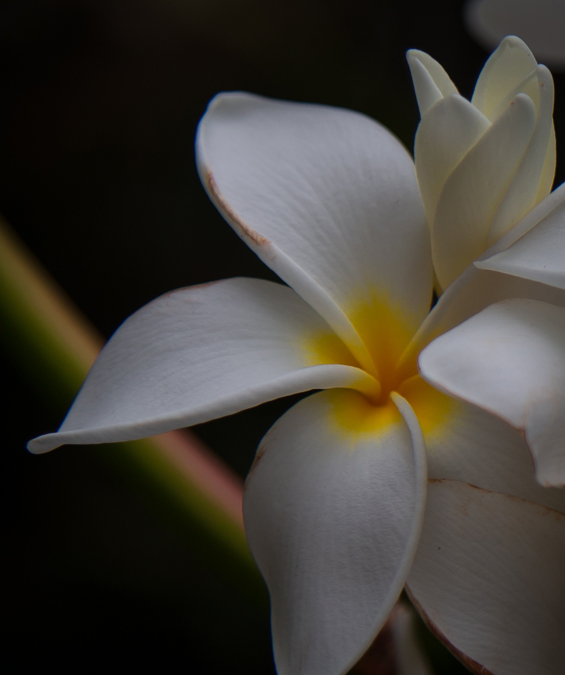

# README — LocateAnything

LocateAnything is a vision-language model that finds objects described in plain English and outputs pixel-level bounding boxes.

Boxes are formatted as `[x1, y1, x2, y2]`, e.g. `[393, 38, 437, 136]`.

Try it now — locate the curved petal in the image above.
[537, 120, 556, 200]
[401, 376, 565, 513]
[196, 93, 432, 375]
[243, 389, 427, 675]
[419, 298, 565, 487]
[487, 65, 555, 245]
[407, 50, 458, 116]
[432, 92, 535, 290]
[477, 183, 565, 288]
[414, 95, 490, 224]
[407, 480, 565, 675]
[480, 176, 565, 257]
[398, 265, 565, 378]
[28, 278, 378, 454]
[397, 184, 565, 378]
[471, 35, 538, 119]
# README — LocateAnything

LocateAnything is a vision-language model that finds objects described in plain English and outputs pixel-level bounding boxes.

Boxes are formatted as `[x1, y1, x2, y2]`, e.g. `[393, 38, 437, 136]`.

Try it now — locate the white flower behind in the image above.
[466, 0, 565, 71]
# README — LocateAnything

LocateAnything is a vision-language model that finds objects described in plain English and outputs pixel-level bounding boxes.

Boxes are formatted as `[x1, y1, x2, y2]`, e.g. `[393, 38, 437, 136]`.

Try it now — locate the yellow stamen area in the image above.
[397, 375, 455, 437]
[347, 291, 416, 396]
[303, 331, 360, 370]
[325, 389, 401, 444]
[302, 291, 454, 441]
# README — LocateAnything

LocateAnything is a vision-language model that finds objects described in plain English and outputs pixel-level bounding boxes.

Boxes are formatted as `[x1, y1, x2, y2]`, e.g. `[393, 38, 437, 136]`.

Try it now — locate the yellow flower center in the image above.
[304, 293, 454, 439]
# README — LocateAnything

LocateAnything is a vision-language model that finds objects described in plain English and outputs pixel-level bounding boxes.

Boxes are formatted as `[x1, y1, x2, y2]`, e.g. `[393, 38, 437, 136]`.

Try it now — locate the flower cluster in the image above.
[30, 37, 565, 675]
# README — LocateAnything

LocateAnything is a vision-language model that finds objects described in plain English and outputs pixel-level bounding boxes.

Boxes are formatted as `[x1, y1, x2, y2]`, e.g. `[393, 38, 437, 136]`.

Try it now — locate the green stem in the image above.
[0, 217, 265, 601]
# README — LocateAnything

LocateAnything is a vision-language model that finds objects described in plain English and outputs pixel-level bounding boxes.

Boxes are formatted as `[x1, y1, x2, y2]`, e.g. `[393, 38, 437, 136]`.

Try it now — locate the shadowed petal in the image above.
[414, 94, 490, 225]
[470, 37, 556, 241]
[408, 479, 565, 675]
[477, 182, 565, 287]
[243, 389, 427, 675]
[419, 298, 565, 487]
[486, 65, 555, 245]
[28, 278, 377, 453]
[431, 93, 535, 289]
[397, 187, 565, 379]
[404, 380, 565, 512]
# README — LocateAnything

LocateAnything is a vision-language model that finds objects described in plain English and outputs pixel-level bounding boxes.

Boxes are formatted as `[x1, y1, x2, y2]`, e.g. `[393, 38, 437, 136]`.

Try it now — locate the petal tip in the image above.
[406, 48, 425, 64]
[27, 434, 60, 454]
[501, 35, 531, 51]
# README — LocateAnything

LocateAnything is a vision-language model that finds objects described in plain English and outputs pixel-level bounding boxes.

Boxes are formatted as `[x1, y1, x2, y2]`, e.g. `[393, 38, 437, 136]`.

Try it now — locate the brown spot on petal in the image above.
[205, 171, 270, 247]
[245, 433, 273, 485]
[406, 586, 495, 675]
[245, 446, 266, 484]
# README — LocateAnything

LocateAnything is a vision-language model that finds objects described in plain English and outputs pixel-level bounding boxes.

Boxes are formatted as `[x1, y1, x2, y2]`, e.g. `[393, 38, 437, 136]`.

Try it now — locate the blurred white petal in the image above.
[466, 0, 565, 70]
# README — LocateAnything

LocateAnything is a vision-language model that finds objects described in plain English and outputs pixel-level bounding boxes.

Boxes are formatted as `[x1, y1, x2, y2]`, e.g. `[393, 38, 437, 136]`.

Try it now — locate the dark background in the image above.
[3, 1, 563, 673]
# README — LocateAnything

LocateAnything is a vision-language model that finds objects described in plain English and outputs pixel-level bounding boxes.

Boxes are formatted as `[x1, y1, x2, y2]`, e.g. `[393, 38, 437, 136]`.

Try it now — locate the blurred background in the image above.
[3, 0, 564, 672]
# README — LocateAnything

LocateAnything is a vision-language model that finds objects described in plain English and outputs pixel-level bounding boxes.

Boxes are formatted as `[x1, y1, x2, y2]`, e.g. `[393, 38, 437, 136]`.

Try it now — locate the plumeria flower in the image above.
[29, 39, 565, 675]
[408, 35, 555, 291]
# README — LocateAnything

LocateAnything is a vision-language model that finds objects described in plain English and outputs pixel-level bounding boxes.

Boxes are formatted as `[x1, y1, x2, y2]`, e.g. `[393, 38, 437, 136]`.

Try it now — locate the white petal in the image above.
[537, 120, 556, 200]
[28, 278, 377, 454]
[478, 183, 565, 288]
[471, 35, 538, 118]
[196, 93, 432, 373]
[402, 378, 565, 512]
[466, 0, 565, 70]
[399, 264, 565, 378]
[419, 298, 565, 487]
[407, 50, 458, 116]
[397, 187, 565, 379]
[484, 177, 565, 255]
[431, 93, 535, 290]
[487, 65, 556, 245]
[414, 94, 490, 225]
[408, 480, 565, 675]
[243, 389, 427, 675]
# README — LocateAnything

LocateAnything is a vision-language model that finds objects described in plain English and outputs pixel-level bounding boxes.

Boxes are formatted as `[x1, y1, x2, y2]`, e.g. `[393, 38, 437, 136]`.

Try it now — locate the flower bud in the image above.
[408, 36, 555, 291]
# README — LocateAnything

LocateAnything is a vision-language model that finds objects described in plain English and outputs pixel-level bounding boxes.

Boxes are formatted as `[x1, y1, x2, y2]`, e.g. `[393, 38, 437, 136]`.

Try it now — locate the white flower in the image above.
[29, 43, 565, 675]
[466, 0, 565, 71]
[408, 36, 555, 290]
